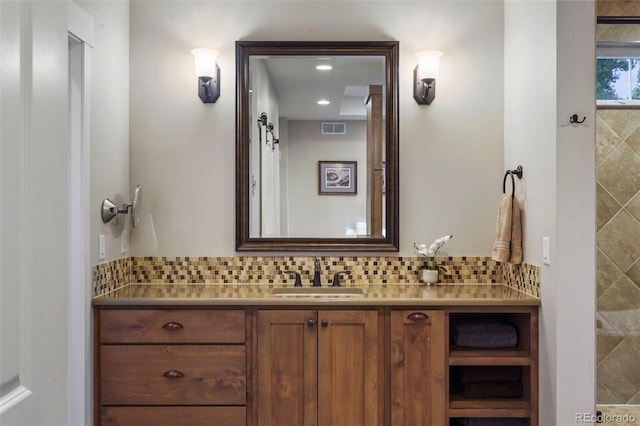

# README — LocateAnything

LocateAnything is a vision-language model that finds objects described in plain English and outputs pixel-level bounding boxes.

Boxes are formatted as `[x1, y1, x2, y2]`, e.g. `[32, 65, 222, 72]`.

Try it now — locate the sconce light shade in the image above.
[414, 50, 443, 105]
[191, 48, 220, 103]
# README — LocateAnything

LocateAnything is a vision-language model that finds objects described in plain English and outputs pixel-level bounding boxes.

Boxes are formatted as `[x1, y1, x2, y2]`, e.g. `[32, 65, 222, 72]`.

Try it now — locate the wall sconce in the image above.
[413, 50, 443, 105]
[191, 48, 220, 103]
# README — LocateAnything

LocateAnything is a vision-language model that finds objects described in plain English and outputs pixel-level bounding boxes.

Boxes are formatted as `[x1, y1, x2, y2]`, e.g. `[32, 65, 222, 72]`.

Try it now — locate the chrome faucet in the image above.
[312, 258, 322, 287]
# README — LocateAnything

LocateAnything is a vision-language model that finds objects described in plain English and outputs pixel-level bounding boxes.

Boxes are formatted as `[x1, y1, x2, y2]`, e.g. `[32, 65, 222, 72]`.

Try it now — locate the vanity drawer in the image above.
[100, 345, 246, 405]
[100, 309, 245, 343]
[100, 406, 246, 426]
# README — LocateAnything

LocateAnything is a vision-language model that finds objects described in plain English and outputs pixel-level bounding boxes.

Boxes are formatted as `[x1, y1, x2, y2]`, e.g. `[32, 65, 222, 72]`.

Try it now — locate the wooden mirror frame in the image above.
[235, 40, 399, 252]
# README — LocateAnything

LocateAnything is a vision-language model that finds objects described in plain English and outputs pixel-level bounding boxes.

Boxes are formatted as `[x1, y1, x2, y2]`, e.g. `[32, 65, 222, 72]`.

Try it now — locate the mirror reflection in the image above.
[236, 41, 399, 251]
[250, 54, 385, 238]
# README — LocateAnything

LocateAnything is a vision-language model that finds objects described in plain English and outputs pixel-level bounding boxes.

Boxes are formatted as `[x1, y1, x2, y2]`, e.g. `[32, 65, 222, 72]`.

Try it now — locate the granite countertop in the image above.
[92, 283, 540, 306]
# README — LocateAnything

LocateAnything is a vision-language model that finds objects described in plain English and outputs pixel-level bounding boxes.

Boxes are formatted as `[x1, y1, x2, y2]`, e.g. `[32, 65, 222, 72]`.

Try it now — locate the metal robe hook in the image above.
[569, 114, 586, 124]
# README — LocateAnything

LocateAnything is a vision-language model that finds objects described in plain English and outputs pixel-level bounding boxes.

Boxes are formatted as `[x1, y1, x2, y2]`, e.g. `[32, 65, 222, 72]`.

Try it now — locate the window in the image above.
[597, 41, 640, 105]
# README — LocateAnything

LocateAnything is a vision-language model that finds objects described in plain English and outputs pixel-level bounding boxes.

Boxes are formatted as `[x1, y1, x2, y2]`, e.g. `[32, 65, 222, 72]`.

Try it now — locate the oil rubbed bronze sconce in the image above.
[413, 50, 443, 105]
[191, 48, 220, 103]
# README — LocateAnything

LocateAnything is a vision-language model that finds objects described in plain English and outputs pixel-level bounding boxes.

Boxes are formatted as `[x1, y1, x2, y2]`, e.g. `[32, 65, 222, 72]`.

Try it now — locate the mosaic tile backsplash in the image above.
[93, 257, 132, 296]
[93, 255, 540, 298]
[502, 262, 540, 299]
[130, 256, 502, 285]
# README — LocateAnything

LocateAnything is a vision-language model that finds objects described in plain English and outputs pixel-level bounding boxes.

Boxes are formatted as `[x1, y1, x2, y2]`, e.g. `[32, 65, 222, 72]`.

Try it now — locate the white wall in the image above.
[129, 0, 505, 256]
[504, 0, 596, 423]
[555, 1, 597, 422]
[251, 58, 280, 237]
[78, 0, 130, 265]
[287, 120, 367, 237]
[279, 117, 289, 235]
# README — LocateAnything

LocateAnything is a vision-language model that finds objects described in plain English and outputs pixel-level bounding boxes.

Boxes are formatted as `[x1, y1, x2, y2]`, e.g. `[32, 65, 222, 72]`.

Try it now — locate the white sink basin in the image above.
[271, 287, 364, 297]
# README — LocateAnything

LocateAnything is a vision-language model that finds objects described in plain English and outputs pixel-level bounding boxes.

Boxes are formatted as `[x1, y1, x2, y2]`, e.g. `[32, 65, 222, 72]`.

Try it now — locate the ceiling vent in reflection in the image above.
[321, 122, 346, 135]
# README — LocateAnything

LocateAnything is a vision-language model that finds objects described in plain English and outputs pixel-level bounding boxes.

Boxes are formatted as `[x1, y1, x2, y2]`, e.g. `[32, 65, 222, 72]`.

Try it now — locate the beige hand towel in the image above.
[509, 196, 522, 264]
[491, 194, 522, 264]
[492, 194, 512, 263]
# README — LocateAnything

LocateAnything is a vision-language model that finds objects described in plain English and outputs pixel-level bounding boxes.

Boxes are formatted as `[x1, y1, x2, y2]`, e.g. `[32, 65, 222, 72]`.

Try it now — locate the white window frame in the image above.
[597, 41, 640, 106]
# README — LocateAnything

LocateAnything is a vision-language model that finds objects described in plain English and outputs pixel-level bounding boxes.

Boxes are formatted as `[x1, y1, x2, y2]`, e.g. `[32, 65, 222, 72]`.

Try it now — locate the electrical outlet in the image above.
[98, 234, 106, 260]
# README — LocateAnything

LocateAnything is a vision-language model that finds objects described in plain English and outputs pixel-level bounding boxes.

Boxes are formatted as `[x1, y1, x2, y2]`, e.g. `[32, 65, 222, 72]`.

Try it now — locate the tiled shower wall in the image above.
[596, 109, 640, 404]
[597, 0, 640, 17]
[596, 19, 640, 405]
[93, 255, 540, 298]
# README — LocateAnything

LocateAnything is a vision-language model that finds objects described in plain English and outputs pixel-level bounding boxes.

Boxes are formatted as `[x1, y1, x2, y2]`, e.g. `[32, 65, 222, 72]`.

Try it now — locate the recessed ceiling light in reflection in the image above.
[317, 100, 330, 105]
[316, 64, 333, 71]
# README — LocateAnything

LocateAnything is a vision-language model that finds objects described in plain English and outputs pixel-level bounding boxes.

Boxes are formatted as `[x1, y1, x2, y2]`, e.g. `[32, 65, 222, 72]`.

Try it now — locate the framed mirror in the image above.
[236, 41, 399, 251]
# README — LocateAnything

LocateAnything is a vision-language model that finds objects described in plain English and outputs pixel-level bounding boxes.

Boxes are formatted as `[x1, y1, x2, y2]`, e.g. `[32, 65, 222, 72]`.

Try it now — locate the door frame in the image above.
[67, 2, 93, 424]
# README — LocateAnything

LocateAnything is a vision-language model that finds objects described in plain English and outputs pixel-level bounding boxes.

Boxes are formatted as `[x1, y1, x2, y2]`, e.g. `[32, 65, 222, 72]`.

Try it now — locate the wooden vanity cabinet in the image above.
[94, 303, 538, 426]
[255, 309, 383, 426]
[95, 308, 247, 426]
[390, 309, 446, 426]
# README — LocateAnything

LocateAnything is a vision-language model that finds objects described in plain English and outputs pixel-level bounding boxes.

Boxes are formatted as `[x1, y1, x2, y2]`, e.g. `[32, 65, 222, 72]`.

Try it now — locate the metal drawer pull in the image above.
[161, 322, 184, 330]
[407, 312, 429, 321]
[162, 370, 185, 378]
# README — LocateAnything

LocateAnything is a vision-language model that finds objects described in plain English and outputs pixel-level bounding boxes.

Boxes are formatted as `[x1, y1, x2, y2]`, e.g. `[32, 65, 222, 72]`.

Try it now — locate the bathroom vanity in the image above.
[93, 283, 539, 426]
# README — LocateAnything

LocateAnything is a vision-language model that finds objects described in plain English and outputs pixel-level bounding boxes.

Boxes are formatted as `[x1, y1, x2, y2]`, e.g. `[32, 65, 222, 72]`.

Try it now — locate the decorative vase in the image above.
[421, 269, 439, 285]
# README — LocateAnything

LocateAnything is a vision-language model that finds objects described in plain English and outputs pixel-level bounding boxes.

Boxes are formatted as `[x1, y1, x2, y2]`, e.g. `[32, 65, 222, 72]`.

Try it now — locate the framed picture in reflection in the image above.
[318, 161, 357, 195]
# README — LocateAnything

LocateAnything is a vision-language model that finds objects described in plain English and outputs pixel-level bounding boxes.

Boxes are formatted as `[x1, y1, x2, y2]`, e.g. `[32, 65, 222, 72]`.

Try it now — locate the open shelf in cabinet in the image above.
[446, 307, 538, 426]
[449, 312, 532, 358]
[449, 365, 531, 409]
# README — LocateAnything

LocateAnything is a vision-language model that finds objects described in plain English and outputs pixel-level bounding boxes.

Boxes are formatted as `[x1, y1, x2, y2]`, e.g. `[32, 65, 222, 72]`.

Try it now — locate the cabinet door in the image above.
[317, 310, 381, 426]
[257, 310, 318, 426]
[390, 310, 446, 426]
